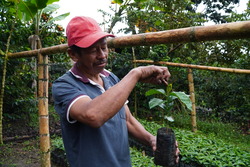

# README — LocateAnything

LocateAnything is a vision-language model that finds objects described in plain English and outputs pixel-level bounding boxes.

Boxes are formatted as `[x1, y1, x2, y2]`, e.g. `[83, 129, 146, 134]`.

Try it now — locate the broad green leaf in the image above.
[148, 98, 164, 109]
[43, 3, 60, 13]
[145, 89, 165, 96]
[18, 0, 38, 21]
[47, 0, 59, 5]
[37, 0, 49, 9]
[164, 116, 174, 122]
[170, 92, 192, 111]
[45, 12, 70, 26]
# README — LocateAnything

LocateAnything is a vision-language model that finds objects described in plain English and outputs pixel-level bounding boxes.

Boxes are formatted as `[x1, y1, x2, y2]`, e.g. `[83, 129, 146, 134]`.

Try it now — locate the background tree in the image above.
[0, 0, 70, 142]
[104, 0, 250, 128]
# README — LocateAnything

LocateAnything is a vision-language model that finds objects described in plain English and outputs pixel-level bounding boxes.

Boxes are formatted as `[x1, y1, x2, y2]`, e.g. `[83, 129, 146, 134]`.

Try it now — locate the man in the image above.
[52, 16, 179, 167]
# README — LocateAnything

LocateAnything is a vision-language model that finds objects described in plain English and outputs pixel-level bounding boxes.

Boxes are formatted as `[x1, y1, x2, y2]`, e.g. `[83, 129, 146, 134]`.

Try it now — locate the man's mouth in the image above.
[95, 59, 107, 67]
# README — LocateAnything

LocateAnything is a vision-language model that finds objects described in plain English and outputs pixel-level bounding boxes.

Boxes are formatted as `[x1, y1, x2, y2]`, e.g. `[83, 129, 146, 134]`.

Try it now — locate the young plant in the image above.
[145, 84, 192, 123]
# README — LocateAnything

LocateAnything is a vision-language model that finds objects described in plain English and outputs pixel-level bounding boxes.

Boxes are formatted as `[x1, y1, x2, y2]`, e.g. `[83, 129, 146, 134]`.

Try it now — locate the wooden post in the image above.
[132, 47, 138, 117]
[187, 68, 197, 132]
[37, 38, 51, 167]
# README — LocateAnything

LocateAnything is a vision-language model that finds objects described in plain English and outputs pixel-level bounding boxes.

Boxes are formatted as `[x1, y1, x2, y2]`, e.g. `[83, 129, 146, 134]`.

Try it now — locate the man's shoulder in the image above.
[54, 71, 75, 83]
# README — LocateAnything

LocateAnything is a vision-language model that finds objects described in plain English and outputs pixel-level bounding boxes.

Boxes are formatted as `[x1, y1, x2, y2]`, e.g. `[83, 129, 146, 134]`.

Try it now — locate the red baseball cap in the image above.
[66, 16, 115, 48]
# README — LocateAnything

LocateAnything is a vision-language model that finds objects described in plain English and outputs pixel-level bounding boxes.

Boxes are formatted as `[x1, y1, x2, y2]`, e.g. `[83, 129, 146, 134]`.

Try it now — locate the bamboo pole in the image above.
[37, 38, 51, 167]
[132, 47, 138, 117]
[108, 21, 250, 47]
[187, 68, 197, 132]
[133, 60, 250, 74]
[8, 44, 68, 59]
[8, 21, 250, 59]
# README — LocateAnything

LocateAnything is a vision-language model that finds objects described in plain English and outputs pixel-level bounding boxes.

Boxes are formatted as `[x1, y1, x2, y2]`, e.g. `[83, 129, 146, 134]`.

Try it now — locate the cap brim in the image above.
[75, 32, 115, 48]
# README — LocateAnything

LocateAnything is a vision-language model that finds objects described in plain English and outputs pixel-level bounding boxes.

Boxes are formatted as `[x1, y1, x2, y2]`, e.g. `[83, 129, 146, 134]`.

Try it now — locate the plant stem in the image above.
[0, 3, 17, 144]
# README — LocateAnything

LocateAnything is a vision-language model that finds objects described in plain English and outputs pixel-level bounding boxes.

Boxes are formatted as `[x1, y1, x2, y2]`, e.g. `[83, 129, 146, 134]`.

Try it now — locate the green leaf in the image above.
[148, 98, 164, 109]
[18, 0, 38, 21]
[43, 3, 60, 13]
[0, 49, 5, 55]
[44, 12, 70, 27]
[165, 116, 174, 122]
[170, 92, 192, 111]
[113, 0, 123, 5]
[47, 0, 59, 5]
[36, 0, 49, 9]
[145, 89, 165, 96]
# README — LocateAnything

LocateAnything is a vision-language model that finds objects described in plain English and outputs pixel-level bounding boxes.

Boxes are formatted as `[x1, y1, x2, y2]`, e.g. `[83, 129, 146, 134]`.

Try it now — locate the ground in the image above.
[0, 138, 40, 167]
[0, 118, 61, 167]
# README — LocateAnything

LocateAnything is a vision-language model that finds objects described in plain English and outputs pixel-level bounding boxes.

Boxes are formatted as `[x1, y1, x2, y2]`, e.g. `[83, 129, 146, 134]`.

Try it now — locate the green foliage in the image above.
[130, 147, 157, 167]
[145, 84, 192, 122]
[169, 111, 250, 149]
[103, 0, 250, 128]
[0, 0, 69, 123]
[139, 119, 250, 167]
[52, 118, 250, 167]
[51, 136, 65, 151]
[17, 0, 59, 21]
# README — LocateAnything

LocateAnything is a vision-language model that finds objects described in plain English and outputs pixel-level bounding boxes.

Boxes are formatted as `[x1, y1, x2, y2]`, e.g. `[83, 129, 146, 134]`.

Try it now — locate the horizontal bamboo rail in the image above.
[8, 21, 250, 58]
[8, 44, 68, 59]
[133, 60, 250, 74]
[108, 21, 250, 47]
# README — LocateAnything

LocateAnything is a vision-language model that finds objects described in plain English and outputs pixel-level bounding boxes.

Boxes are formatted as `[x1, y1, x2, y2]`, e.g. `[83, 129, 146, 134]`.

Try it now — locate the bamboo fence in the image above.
[133, 60, 250, 74]
[37, 39, 50, 167]
[188, 68, 197, 132]
[8, 21, 250, 58]
[4, 20, 250, 166]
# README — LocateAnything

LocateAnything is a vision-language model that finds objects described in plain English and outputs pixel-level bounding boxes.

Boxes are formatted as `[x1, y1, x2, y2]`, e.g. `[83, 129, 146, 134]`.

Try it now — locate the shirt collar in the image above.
[69, 63, 110, 83]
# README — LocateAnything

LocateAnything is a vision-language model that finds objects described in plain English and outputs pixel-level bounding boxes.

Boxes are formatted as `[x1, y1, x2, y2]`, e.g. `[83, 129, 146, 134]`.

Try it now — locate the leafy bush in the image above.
[52, 119, 249, 167]
[139, 119, 250, 167]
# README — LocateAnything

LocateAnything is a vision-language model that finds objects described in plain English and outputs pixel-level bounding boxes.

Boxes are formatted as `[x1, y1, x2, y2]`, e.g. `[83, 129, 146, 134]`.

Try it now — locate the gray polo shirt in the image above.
[52, 65, 131, 167]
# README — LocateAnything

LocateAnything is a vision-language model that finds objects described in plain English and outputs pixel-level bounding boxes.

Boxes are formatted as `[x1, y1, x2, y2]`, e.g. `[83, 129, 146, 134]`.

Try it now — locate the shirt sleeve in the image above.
[52, 77, 87, 123]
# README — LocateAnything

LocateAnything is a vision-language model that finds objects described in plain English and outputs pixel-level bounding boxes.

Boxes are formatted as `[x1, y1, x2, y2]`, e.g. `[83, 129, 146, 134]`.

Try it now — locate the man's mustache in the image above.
[96, 59, 108, 64]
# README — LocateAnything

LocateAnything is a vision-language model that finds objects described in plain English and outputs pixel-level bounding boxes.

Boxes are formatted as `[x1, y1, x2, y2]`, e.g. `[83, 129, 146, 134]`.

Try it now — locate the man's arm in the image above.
[125, 105, 180, 163]
[125, 105, 156, 151]
[69, 66, 170, 128]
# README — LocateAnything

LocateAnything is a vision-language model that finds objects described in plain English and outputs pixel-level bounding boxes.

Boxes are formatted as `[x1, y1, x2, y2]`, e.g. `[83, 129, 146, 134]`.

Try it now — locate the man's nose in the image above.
[97, 48, 106, 58]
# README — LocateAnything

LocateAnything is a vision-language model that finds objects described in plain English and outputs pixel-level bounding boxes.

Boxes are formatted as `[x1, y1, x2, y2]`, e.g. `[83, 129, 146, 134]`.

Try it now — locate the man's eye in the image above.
[90, 49, 97, 53]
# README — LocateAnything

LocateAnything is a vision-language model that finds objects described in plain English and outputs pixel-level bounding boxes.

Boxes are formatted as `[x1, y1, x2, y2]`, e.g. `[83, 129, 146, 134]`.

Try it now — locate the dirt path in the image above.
[0, 138, 40, 167]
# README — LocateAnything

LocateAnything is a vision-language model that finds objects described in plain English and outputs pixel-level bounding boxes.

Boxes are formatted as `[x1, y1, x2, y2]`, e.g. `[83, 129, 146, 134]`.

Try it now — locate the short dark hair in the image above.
[70, 45, 83, 56]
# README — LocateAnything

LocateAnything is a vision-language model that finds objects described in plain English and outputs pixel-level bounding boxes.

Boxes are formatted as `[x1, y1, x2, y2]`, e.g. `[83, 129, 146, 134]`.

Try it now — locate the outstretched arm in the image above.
[69, 66, 170, 128]
[126, 105, 180, 163]
[125, 105, 157, 151]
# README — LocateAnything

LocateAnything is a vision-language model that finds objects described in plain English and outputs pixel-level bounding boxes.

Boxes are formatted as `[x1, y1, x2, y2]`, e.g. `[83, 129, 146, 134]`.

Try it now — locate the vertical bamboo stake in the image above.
[0, 4, 17, 143]
[132, 47, 138, 117]
[37, 38, 51, 167]
[187, 68, 197, 132]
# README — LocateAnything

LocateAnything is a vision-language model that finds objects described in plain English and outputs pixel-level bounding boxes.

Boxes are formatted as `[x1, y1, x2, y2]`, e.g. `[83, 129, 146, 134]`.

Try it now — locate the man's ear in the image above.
[68, 48, 78, 62]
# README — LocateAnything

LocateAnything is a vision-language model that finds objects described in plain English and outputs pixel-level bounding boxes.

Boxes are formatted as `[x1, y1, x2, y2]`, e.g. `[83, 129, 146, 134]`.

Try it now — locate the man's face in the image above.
[77, 38, 109, 75]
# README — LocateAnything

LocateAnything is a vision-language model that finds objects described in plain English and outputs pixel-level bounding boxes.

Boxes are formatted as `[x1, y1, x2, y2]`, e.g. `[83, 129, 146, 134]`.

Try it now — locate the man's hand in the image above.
[175, 141, 180, 164]
[133, 65, 171, 85]
[151, 137, 181, 164]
